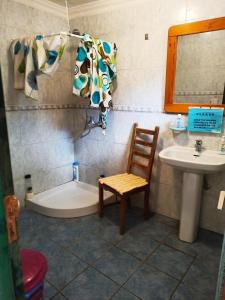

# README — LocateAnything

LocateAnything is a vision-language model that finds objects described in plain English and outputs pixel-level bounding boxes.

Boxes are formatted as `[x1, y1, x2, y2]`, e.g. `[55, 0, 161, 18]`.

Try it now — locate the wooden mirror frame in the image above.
[164, 16, 225, 114]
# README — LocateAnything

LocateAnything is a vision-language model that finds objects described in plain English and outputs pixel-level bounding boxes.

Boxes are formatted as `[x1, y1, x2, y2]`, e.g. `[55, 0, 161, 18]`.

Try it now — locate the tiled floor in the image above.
[18, 205, 223, 300]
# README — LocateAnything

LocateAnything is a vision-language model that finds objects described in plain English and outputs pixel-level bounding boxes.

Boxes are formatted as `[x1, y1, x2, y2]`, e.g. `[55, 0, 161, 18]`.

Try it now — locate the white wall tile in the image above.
[2, 0, 225, 234]
[186, 0, 225, 21]
[9, 145, 24, 181]
[6, 111, 22, 146]
[200, 191, 225, 234]
[1, 1, 75, 197]
[150, 181, 181, 220]
[71, 0, 225, 233]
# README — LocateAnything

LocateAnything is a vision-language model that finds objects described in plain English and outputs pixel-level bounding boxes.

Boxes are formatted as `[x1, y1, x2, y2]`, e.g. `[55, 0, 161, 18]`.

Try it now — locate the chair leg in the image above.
[119, 196, 127, 235]
[144, 189, 150, 220]
[98, 182, 104, 218]
[127, 197, 131, 209]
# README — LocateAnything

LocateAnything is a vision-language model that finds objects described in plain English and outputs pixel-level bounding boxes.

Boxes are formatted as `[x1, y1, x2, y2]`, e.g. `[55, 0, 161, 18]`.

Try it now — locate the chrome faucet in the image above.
[195, 140, 203, 152]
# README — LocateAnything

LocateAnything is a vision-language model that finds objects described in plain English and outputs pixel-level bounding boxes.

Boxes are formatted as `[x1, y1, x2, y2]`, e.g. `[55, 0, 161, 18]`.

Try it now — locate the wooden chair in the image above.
[98, 123, 159, 234]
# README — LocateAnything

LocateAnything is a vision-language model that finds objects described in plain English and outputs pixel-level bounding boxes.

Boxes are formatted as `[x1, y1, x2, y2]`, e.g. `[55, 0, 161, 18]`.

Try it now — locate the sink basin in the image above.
[159, 145, 225, 243]
[159, 145, 225, 173]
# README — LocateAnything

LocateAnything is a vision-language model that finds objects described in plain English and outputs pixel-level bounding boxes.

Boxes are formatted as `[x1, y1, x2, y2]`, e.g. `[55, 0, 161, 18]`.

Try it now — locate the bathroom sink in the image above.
[159, 145, 225, 243]
[159, 145, 225, 173]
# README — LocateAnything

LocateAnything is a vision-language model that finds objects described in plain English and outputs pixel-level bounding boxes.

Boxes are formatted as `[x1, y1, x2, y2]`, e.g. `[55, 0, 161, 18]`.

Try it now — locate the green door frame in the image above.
[0, 65, 24, 299]
[215, 232, 225, 299]
[0, 180, 16, 299]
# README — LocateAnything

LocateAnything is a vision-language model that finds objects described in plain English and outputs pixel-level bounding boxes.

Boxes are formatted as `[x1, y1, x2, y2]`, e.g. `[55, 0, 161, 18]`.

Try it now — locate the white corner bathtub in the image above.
[27, 181, 113, 218]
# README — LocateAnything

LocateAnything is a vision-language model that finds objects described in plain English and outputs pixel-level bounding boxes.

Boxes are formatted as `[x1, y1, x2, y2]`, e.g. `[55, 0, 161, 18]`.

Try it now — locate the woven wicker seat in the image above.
[98, 123, 159, 234]
[99, 173, 148, 195]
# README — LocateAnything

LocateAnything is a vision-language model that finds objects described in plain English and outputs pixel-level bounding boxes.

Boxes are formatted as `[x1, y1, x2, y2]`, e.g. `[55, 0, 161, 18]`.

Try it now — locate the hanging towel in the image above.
[10, 37, 39, 100]
[10, 34, 67, 100]
[35, 34, 67, 76]
[73, 33, 117, 129]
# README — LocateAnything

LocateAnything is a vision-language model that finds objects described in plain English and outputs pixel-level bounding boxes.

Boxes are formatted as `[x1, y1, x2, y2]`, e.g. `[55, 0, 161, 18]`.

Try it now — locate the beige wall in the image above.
[70, 0, 225, 233]
[0, 0, 75, 204]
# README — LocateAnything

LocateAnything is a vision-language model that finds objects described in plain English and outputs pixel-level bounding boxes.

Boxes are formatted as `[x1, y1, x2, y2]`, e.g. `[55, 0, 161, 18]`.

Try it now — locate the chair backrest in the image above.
[127, 123, 159, 184]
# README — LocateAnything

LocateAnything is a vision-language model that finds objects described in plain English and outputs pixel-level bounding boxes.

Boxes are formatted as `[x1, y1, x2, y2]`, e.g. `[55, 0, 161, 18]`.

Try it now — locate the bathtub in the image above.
[27, 181, 113, 218]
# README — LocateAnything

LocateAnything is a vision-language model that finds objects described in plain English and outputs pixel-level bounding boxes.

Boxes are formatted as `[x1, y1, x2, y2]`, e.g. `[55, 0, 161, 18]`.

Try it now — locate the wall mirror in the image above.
[164, 16, 225, 114]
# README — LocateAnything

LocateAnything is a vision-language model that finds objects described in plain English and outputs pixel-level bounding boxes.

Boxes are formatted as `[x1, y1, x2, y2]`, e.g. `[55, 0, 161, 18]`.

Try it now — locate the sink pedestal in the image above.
[179, 172, 203, 243]
[159, 145, 225, 243]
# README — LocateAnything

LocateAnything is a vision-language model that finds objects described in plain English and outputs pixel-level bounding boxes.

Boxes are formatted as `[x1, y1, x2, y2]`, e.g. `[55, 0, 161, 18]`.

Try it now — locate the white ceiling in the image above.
[50, 0, 98, 7]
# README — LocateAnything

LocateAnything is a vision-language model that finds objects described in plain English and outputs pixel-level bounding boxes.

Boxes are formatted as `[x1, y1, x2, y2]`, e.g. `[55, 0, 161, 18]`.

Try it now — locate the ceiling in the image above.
[49, 0, 98, 7]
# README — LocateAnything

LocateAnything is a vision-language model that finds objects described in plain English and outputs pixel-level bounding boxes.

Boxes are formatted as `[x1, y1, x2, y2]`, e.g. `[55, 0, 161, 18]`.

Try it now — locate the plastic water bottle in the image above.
[24, 174, 33, 201]
[73, 161, 79, 181]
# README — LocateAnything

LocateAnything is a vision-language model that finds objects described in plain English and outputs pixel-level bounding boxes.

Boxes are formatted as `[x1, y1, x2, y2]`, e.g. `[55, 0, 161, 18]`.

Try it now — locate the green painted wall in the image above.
[0, 181, 15, 300]
[0, 66, 24, 299]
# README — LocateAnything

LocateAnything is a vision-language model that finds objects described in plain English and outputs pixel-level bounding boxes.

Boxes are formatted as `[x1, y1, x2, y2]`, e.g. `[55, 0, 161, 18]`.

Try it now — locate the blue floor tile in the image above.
[165, 230, 223, 258]
[133, 218, 174, 241]
[46, 246, 87, 290]
[104, 205, 145, 231]
[182, 255, 220, 298]
[111, 288, 139, 300]
[19, 233, 57, 255]
[117, 231, 159, 260]
[125, 264, 178, 300]
[61, 267, 119, 300]
[51, 293, 67, 300]
[171, 283, 212, 300]
[93, 217, 124, 244]
[47, 219, 84, 244]
[150, 213, 179, 229]
[18, 209, 222, 300]
[18, 210, 61, 231]
[18, 218, 44, 244]
[44, 280, 58, 299]
[164, 232, 198, 257]
[50, 216, 100, 240]
[197, 230, 223, 257]
[79, 214, 103, 232]
[146, 244, 193, 280]
[64, 232, 112, 264]
[94, 247, 141, 285]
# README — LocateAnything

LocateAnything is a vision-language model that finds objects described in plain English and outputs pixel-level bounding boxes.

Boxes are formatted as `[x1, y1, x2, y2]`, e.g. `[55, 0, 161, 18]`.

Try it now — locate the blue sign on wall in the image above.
[188, 108, 224, 133]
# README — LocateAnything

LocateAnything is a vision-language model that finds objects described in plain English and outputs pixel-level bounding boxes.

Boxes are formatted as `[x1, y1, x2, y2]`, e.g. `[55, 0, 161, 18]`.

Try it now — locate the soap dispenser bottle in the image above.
[219, 136, 225, 154]
[175, 114, 184, 128]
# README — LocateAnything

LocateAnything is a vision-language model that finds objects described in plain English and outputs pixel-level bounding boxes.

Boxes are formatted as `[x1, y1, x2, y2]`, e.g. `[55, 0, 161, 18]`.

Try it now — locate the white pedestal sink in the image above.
[159, 146, 225, 243]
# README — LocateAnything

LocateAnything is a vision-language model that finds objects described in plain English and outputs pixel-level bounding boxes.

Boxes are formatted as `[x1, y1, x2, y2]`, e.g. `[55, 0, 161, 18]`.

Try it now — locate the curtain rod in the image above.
[43, 31, 83, 39]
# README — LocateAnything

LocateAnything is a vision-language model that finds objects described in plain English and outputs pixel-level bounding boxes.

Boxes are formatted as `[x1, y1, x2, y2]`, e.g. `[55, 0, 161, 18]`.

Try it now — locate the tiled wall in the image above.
[0, 0, 75, 204]
[1, 0, 225, 233]
[6, 109, 75, 202]
[70, 0, 225, 233]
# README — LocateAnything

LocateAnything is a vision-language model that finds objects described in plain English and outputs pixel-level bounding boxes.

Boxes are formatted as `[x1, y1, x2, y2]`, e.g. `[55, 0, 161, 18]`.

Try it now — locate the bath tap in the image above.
[195, 139, 203, 153]
[80, 112, 102, 138]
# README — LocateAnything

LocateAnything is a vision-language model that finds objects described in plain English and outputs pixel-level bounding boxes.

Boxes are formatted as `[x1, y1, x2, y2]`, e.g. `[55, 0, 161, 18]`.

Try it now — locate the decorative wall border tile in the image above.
[73, 104, 163, 113]
[112, 105, 163, 113]
[5, 103, 163, 113]
[175, 90, 223, 96]
[5, 104, 77, 111]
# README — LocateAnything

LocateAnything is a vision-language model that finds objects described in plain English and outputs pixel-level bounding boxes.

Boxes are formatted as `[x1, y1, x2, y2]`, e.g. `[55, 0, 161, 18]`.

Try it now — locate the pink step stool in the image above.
[21, 249, 48, 300]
